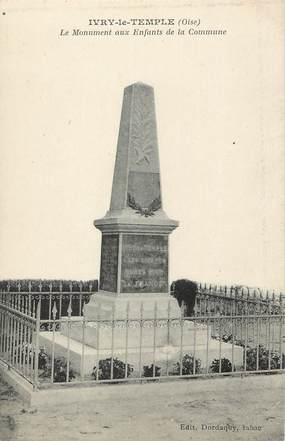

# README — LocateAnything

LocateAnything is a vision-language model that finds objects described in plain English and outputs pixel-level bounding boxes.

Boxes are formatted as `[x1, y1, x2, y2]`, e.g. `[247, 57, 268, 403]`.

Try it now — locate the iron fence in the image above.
[0, 291, 93, 384]
[0, 279, 98, 293]
[0, 291, 284, 389]
[194, 284, 283, 316]
[0, 291, 92, 321]
[0, 295, 37, 384]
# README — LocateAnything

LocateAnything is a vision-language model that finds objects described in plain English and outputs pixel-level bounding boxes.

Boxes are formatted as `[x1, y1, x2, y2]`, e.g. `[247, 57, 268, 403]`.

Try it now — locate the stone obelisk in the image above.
[85, 82, 180, 319]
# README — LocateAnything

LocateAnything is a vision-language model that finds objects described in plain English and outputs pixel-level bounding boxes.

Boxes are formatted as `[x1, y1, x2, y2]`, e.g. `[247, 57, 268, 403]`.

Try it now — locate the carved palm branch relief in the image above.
[131, 93, 154, 166]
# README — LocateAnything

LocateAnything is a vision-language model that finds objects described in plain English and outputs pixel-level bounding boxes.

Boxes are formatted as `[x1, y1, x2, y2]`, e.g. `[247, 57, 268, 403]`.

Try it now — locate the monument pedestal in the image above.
[83, 291, 181, 320]
[83, 204, 180, 321]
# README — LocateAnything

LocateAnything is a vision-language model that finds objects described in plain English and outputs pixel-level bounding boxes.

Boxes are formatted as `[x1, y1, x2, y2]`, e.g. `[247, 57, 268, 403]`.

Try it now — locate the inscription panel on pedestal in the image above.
[100, 234, 119, 292]
[121, 234, 168, 293]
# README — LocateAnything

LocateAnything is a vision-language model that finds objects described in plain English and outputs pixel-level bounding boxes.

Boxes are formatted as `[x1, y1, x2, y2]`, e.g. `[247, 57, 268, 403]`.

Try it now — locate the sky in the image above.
[1, 1, 284, 291]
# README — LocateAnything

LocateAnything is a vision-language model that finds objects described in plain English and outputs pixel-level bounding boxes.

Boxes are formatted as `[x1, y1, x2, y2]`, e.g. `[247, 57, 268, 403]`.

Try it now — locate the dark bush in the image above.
[246, 345, 284, 371]
[171, 279, 198, 316]
[40, 280, 51, 292]
[143, 364, 161, 377]
[15, 346, 75, 383]
[0, 280, 8, 291]
[8, 280, 20, 291]
[92, 358, 133, 380]
[41, 357, 76, 382]
[210, 357, 232, 373]
[171, 354, 201, 376]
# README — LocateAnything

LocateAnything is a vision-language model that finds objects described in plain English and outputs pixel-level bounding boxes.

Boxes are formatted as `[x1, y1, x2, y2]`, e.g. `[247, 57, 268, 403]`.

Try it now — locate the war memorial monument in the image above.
[39, 82, 242, 375]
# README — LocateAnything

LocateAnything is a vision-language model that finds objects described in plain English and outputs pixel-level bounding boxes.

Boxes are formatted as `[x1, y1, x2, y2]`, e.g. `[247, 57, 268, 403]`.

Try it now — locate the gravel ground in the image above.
[0, 373, 284, 441]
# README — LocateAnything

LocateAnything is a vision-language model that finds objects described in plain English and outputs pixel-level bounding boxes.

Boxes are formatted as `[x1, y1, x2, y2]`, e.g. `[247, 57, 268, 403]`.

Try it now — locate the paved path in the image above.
[0, 374, 284, 441]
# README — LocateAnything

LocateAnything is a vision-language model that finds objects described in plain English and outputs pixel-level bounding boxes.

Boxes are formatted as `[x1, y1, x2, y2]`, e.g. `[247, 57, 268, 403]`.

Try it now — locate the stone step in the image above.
[60, 318, 211, 349]
[39, 331, 243, 376]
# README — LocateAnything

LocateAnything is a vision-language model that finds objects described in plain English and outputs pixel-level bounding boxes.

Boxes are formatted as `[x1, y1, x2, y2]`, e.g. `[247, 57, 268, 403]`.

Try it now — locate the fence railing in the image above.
[1, 279, 283, 318]
[0, 292, 284, 389]
[0, 296, 37, 384]
[194, 287, 284, 316]
[0, 292, 92, 321]
[0, 279, 98, 293]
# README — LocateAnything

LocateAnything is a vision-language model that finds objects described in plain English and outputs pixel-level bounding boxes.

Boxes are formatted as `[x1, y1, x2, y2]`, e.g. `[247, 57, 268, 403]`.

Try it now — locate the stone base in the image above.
[83, 292, 182, 320]
[39, 322, 244, 376]
[60, 317, 211, 349]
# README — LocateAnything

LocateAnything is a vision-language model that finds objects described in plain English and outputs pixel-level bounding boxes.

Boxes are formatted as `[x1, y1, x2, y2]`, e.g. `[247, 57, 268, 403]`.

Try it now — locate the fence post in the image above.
[33, 296, 41, 390]
[279, 294, 283, 370]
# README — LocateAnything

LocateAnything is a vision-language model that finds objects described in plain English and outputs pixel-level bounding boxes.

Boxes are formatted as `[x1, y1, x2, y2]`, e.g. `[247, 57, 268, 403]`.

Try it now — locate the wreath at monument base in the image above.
[127, 193, 161, 217]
